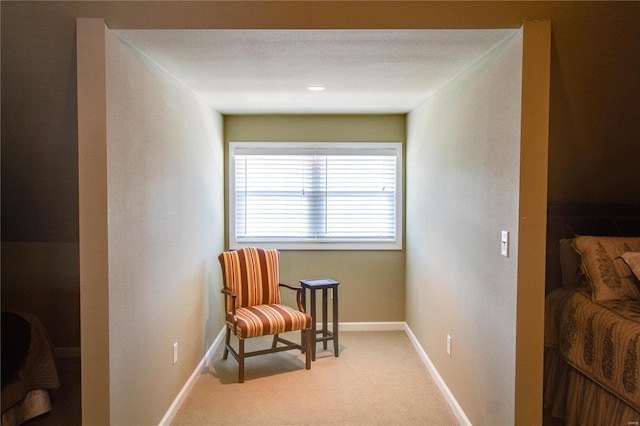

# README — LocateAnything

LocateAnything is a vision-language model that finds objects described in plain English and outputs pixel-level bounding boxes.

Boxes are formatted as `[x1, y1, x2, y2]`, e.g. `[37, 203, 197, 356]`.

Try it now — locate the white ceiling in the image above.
[114, 29, 516, 114]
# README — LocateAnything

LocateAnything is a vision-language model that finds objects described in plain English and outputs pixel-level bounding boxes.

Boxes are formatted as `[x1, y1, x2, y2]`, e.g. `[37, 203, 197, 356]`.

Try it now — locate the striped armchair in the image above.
[218, 247, 312, 382]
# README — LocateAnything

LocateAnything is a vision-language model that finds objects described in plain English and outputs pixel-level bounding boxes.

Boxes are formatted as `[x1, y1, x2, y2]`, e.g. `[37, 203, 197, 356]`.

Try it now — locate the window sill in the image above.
[230, 241, 402, 251]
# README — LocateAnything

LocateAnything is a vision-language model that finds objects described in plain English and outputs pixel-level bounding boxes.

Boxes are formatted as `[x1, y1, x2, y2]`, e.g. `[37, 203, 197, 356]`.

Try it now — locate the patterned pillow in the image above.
[619, 252, 640, 282]
[572, 236, 640, 301]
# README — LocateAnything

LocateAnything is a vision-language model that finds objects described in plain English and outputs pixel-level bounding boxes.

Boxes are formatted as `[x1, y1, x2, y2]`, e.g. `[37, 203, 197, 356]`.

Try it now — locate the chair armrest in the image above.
[221, 288, 239, 334]
[221, 288, 238, 317]
[279, 283, 306, 313]
[279, 283, 301, 292]
[221, 287, 236, 297]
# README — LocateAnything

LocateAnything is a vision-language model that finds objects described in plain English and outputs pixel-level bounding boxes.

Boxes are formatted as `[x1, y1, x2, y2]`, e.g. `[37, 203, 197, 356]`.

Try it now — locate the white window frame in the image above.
[228, 141, 403, 250]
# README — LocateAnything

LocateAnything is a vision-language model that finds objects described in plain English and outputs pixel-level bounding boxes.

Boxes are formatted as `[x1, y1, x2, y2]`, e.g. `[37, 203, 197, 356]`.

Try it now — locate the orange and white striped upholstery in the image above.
[219, 247, 282, 309]
[232, 304, 310, 338]
[218, 247, 311, 339]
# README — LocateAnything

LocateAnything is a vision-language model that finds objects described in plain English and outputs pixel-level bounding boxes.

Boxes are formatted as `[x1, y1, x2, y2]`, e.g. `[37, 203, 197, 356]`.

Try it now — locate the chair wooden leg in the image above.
[223, 327, 231, 360]
[304, 328, 312, 370]
[272, 334, 279, 349]
[238, 338, 245, 383]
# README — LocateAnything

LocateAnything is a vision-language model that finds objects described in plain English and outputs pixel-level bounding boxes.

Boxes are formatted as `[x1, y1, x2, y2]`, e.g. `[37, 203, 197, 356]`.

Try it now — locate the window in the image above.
[229, 142, 403, 250]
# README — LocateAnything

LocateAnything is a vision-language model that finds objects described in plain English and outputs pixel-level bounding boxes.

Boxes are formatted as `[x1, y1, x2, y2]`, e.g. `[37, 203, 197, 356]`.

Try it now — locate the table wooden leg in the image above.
[301, 287, 307, 353]
[310, 289, 317, 361]
[322, 288, 328, 350]
[333, 285, 339, 357]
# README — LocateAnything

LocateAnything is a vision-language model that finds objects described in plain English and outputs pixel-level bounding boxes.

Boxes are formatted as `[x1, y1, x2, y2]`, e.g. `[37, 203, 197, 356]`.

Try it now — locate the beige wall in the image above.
[105, 29, 225, 425]
[514, 21, 551, 425]
[78, 21, 226, 424]
[406, 31, 524, 424]
[224, 115, 406, 322]
[77, 20, 111, 422]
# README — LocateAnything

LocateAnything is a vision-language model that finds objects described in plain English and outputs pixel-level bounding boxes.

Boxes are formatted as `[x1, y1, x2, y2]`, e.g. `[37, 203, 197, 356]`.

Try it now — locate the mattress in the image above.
[545, 287, 640, 412]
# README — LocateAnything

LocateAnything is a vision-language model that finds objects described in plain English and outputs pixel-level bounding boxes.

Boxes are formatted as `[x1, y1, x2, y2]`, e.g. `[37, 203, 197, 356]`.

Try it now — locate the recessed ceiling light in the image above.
[307, 85, 326, 92]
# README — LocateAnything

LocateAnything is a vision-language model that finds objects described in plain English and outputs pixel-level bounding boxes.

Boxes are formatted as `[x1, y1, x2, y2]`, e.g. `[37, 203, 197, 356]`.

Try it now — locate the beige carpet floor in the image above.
[171, 330, 458, 425]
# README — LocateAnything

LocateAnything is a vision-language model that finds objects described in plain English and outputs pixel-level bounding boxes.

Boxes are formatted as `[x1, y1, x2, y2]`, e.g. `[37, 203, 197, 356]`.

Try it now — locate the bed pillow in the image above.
[572, 236, 640, 301]
[559, 238, 587, 287]
[619, 252, 640, 282]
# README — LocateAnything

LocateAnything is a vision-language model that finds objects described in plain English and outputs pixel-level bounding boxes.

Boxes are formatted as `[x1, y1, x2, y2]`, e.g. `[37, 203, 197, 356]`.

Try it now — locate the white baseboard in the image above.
[403, 323, 472, 426]
[159, 327, 226, 426]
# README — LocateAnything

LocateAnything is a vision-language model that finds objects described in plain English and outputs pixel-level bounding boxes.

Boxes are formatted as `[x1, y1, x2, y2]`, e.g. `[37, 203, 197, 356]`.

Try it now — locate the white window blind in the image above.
[229, 142, 403, 250]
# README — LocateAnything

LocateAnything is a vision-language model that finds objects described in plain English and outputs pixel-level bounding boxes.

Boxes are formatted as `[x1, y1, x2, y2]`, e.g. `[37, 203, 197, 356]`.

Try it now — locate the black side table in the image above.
[300, 278, 340, 361]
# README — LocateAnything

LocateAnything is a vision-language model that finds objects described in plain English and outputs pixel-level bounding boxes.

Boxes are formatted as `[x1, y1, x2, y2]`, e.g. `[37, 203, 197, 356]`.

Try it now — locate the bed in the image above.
[544, 205, 640, 425]
[1, 312, 60, 426]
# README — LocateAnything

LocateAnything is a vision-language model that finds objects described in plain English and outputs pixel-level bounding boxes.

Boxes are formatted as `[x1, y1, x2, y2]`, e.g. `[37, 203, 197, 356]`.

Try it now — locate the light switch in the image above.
[501, 231, 509, 257]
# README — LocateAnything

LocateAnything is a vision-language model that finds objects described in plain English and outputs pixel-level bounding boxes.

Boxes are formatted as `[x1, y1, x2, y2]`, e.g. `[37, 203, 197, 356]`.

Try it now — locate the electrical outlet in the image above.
[173, 342, 178, 365]
[446, 335, 452, 356]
